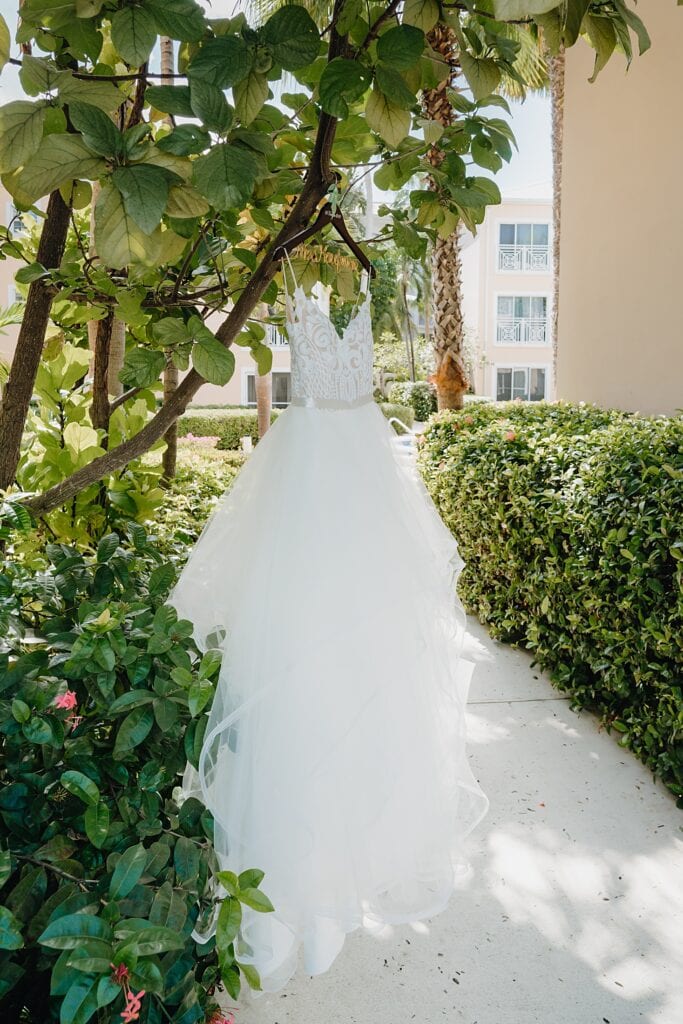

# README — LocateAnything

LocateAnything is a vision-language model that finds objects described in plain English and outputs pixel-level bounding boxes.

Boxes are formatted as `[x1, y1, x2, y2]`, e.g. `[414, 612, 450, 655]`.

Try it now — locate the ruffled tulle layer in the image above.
[168, 401, 489, 994]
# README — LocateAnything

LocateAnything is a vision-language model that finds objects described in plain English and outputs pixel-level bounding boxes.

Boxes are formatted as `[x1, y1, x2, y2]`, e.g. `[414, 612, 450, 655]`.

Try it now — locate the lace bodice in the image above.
[285, 285, 373, 404]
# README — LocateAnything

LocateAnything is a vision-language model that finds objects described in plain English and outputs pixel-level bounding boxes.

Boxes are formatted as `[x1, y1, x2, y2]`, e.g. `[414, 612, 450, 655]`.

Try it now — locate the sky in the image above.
[0, 0, 552, 203]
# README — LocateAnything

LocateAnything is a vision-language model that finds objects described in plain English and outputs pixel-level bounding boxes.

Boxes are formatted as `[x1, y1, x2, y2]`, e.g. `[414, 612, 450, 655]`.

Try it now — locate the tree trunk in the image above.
[255, 369, 272, 440]
[423, 24, 469, 411]
[548, 46, 565, 389]
[0, 189, 71, 491]
[160, 34, 178, 481]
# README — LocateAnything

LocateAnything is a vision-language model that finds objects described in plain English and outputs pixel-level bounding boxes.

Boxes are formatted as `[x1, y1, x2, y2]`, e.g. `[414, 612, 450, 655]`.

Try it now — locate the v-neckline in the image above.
[290, 284, 370, 344]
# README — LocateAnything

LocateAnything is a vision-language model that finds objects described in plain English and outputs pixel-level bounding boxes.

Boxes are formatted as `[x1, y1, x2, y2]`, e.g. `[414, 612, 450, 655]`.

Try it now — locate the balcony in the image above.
[496, 316, 549, 345]
[267, 323, 289, 347]
[498, 243, 551, 273]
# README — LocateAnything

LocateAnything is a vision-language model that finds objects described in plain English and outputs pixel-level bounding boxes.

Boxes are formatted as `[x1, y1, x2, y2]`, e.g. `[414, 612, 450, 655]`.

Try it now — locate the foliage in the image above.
[418, 402, 683, 803]
[378, 401, 415, 434]
[0, 522, 272, 1021]
[178, 408, 278, 452]
[388, 380, 437, 421]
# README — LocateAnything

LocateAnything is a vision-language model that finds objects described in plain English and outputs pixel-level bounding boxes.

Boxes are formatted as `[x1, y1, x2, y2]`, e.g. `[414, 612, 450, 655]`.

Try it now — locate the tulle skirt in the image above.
[167, 399, 489, 994]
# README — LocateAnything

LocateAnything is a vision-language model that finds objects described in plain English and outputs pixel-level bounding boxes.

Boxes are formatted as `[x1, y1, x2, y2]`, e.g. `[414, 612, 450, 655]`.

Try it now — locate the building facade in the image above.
[460, 192, 555, 402]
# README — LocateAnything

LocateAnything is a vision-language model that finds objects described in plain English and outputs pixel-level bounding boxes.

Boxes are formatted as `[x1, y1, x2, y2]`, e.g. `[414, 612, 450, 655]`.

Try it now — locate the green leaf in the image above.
[68, 101, 123, 158]
[60, 770, 100, 807]
[147, 84, 194, 117]
[111, 6, 157, 66]
[16, 134, 106, 204]
[233, 70, 269, 126]
[192, 330, 235, 386]
[0, 15, 10, 73]
[216, 896, 242, 948]
[216, 870, 239, 896]
[38, 914, 112, 950]
[152, 317, 192, 346]
[0, 907, 23, 951]
[94, 182, 153, 267]
[174, 836, 200, 882]
[375, 65, 416, 110]
[188, 677, 213, 717]
[146, 0, 206, 43]
[260, 5, 320, 70]
[493, 0, 558, 17]
[0, 101, 46, 174]
[114, 706, 155, 756]
[109, 844, 148, 899]
[119, 347, 165, 388]
[585, 15, 617, 83]
[459, 51, 502, 102]
[59, 975, 99, 1024]
[192, 143, 262, 210]
[117, 925, 185, 956]
[403, 0, 439, 32]
[238, 960, 262, 991]
[365, 88, 411, 148]
[84, 802, 110, 849]
[165, 184, 209, 218]
[19, 55, 61, 96]
[238, 868, 265, 890]
[15, 262, 49, 284]
[376, 25, 424, 70]
[189, 79, 233, 134]
[157, 124, 210, 156]
[319, 58, 371, 118]
[57, 71, 124, 113]
[252, 343, 272, 376]
[112, 164, 171, 235]
[239, 887, 274, 913]
[97, 532, 120, 562]
[187, 36, 252, 88]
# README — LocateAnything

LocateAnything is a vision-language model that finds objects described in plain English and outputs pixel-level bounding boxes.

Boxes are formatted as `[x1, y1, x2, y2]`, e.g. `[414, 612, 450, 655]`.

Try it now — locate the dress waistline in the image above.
[290, 394, 374, 410]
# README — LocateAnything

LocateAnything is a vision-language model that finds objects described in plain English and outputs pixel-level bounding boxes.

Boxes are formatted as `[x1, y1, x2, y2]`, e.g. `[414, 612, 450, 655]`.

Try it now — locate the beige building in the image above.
[461, 190, 555, 402]
[557, 0, 683, 415]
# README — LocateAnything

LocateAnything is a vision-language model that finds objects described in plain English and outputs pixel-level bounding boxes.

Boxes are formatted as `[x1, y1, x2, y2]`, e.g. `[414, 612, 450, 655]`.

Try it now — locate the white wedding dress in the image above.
[168, 264, 489, 995]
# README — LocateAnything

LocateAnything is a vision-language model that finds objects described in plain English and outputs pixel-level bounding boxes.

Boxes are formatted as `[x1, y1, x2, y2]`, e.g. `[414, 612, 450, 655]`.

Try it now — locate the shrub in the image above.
[0, 522, 271, 1022]
[388, 381, 437, 421]
[378, 402, 415, 434]
[178, 409, 278, 451]
[418, 402, 683, 803]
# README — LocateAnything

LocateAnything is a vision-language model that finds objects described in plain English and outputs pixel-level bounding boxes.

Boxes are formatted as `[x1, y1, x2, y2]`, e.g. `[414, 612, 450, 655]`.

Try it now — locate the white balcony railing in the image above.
[267, 323, 289, 347]
[496, 316, 549, 345]
[498, 244, 550, 273]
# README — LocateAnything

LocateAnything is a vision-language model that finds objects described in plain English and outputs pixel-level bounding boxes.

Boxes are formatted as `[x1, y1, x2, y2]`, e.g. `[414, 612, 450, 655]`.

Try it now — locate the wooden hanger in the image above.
[273, 202, 376, 278]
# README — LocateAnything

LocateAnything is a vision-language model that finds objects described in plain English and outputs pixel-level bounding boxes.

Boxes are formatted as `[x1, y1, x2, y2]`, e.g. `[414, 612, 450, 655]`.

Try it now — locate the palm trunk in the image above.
[423, 25, 469, 410]
[254, 304, 272, 438]
[0, 189, 71, 491]
[547, 47, 565, 389]
[160, 34, 179, 481]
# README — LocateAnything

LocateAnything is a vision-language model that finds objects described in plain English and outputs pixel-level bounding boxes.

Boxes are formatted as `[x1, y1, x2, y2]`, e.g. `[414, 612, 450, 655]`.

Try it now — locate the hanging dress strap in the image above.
[281, 247, 300, 323]
[350, 267, 370, 316]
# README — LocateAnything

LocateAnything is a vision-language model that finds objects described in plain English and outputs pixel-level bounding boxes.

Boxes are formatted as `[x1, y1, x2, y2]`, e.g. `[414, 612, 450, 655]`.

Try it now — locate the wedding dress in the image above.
[167, 260, 490, 995]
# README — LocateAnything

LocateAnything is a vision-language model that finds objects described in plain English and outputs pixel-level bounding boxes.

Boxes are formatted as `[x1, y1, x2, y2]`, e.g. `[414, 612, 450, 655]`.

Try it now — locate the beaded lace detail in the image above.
[285, 284, 373, 403]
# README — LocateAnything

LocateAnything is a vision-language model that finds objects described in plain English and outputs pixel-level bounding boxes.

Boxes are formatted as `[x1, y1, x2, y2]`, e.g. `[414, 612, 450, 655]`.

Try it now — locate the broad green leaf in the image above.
[165, 184, 209, 218]
[233, 70, 268, 126]
[68, 101, 123, 158]
[192, 333, 235, 386]
[112, 164, 170, 235]
[189, 79, 233, 134]
[493, 0, 559, 17]
[260, 5, 320, 70]
[96, 532, 119, 561]
[187, 36, 252, 88]
[146, 0, 206, 43]
[239, 887, 274, 913]
[94, 182, 151, 268]
[174, 836, 200, 882]
[58, 975, 98, 1024]
[199, 648, 222, 678]
[188, 676, 213, 717]
[0, 907, 23, 950]
[157, 124, 209, 156]
[216, 896, 241, 948]
[114, 705, 155, 756]
[238, 868, 265, 890]
[365, 88, 411, 148]
[376, 25, 424, 70]
[84, 802, 109, 849]
[458, 51, 502, 102]
[38, 913, 112, 950]
[57, 71, 124, 112]
[0, 15, 9, 73]
[238, 961, 262, 991]
[252, 343, 272, 376]
[192, 143, 262, 209]
[149, 881, 187, 930]
[318, 58, 371, 118]
[0, 101, 46, 174]
[116, 924, 185, 955]
[60, 770, 100, 807]
[375, 65, 416, 110]
[152, 317, 192, 346]
[16, 134, 105, 204]
[146, 84, 194, 117]
[585, 14, 617, 83]
[111, 6, 157, 66]
[109, 843, 148, 899]
[403, 0, 439, 32]
[18, 54, 61, 95]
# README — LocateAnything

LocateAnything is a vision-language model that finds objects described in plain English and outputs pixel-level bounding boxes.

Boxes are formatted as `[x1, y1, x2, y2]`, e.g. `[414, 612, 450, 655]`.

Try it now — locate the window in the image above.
[496, 295, 549, 345]
[6, 201, 39, 237]
[246, 371, 291, 408]
[496, 366, 547, 402]
[498, 222, 550, 272]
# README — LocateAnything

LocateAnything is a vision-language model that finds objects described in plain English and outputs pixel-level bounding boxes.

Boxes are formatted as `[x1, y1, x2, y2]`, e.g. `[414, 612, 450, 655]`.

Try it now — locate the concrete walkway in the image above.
[230, 618, 683, 1024]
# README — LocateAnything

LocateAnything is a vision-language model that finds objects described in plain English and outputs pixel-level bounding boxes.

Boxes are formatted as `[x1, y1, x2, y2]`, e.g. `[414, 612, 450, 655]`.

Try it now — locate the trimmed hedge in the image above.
[379, 402, 415, 434]
[178, 408, 278, 450]
[388, 381, 437, 421]
[418, 401, 683, 803]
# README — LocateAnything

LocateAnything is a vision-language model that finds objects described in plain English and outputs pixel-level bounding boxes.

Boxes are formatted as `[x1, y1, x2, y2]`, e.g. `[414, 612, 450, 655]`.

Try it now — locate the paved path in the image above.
[228, 618, 682, 1024]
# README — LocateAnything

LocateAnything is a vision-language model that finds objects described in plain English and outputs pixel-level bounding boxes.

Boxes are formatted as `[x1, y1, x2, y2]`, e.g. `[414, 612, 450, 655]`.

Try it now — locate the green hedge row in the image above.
[378, 402, 415, 434]
[178, 408, 278, 450]
[388, 381, 437, 421]
[418, 401, 683, 802]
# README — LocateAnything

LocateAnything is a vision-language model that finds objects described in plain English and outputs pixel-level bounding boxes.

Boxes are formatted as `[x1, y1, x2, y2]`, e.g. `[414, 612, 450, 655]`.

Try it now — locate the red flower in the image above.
[54, 690, 78, 710]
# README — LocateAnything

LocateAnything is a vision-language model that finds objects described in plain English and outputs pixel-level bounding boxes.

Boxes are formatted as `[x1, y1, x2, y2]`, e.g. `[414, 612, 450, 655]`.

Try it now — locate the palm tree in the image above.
[546, 48, 565, 383]
[160, 35, 179, 479]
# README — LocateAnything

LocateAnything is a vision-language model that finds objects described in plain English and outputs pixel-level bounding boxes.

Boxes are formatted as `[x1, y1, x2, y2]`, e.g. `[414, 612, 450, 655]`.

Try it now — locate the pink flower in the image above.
[504, 430, 517, 441]
[120, 989, 145, 1022]
[54, 690, 78, 710]
[208, 1013, 236, 1024]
